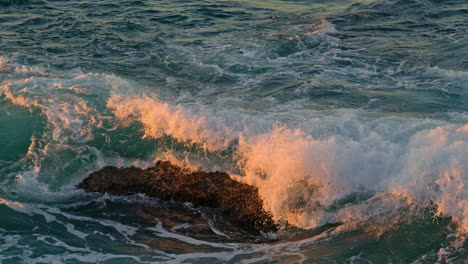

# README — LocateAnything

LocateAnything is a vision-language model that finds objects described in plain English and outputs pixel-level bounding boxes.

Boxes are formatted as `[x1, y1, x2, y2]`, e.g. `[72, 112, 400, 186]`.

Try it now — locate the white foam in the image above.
[423, 67, 468, 80]
[26, 245, 157, 264]
[148, 222, 235, 248]
[49, 207, 138, 237]
[392, 124, 468, 233]
[36, 235, 88, 252]
[45, 203, 170, 253]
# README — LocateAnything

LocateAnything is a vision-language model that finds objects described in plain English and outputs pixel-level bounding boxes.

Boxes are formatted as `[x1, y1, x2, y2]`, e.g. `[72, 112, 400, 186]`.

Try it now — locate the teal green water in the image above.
[0, 0, 467, 263]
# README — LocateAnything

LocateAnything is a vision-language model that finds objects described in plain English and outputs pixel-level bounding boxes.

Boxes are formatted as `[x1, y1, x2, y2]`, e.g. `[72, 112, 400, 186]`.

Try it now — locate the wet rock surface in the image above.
[78, 161, 277, 233]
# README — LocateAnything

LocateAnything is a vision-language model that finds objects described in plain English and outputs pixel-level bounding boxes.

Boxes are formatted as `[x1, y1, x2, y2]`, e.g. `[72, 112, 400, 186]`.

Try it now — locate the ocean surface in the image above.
[0, 0, 467, 263]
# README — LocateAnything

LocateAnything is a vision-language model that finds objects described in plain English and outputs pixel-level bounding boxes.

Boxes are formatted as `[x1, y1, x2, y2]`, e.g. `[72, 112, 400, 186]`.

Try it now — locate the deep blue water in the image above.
[0, 0, 467, 263]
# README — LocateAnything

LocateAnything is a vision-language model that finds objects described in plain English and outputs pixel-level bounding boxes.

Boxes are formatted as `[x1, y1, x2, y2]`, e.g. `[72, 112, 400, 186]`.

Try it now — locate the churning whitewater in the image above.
[1, 0, 467, 263]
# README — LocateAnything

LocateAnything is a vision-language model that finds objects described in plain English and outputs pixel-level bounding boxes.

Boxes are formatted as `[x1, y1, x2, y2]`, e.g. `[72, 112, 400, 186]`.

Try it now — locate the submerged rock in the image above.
[78, 161, 277, 233]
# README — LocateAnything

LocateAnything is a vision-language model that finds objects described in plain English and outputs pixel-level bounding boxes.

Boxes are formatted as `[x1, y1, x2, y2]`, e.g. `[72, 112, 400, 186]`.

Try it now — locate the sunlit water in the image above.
[0, 0, 467, 263]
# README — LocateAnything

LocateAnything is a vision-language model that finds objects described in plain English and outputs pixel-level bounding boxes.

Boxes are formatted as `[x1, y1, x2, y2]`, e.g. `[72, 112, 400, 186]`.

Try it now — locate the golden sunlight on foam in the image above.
[307, 19, 337, 35]
[435, 169, 468, 233]
[107, 94, 236, 151]
[236, 125, 342, 228]
[394, 123, 468, 234]
[0, 57, 9, 72]
[387, 189, 414, 205]
[0, 199, 24, 209]
[2, 91, 36, 109]
[456, 124, 468, 133]
[154, 151, 200, 172]
[52, 83, 90, 95]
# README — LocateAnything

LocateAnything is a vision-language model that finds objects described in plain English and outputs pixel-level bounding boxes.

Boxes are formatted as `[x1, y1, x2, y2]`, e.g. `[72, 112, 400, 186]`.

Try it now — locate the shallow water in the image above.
[0, 0, 467, 263]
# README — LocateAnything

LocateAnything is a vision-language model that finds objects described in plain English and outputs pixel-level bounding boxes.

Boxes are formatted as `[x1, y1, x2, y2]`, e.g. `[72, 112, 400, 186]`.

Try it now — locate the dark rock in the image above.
[78, 161, 278, 233]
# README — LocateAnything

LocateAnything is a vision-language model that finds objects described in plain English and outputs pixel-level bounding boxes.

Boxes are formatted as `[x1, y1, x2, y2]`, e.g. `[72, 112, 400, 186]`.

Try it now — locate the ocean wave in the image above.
[103, 86, 468, 235]
[1, 57, 467, 255]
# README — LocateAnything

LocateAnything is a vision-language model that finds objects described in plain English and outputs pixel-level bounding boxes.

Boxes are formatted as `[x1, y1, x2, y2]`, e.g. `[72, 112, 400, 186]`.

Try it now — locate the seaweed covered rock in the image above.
[78, 161, 277, 233]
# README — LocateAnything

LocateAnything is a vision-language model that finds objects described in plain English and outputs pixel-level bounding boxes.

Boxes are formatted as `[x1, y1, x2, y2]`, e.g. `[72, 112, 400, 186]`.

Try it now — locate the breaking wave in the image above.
[104, 79, 468, 237]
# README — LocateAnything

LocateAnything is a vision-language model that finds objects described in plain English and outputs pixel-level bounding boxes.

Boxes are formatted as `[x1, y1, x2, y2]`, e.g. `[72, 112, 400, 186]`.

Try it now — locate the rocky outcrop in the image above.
[78, 161, 277, 233]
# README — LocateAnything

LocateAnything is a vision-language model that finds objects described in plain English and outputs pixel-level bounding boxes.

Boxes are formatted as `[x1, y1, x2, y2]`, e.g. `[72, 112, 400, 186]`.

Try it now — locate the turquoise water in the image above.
[0, 0, 467, 263]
